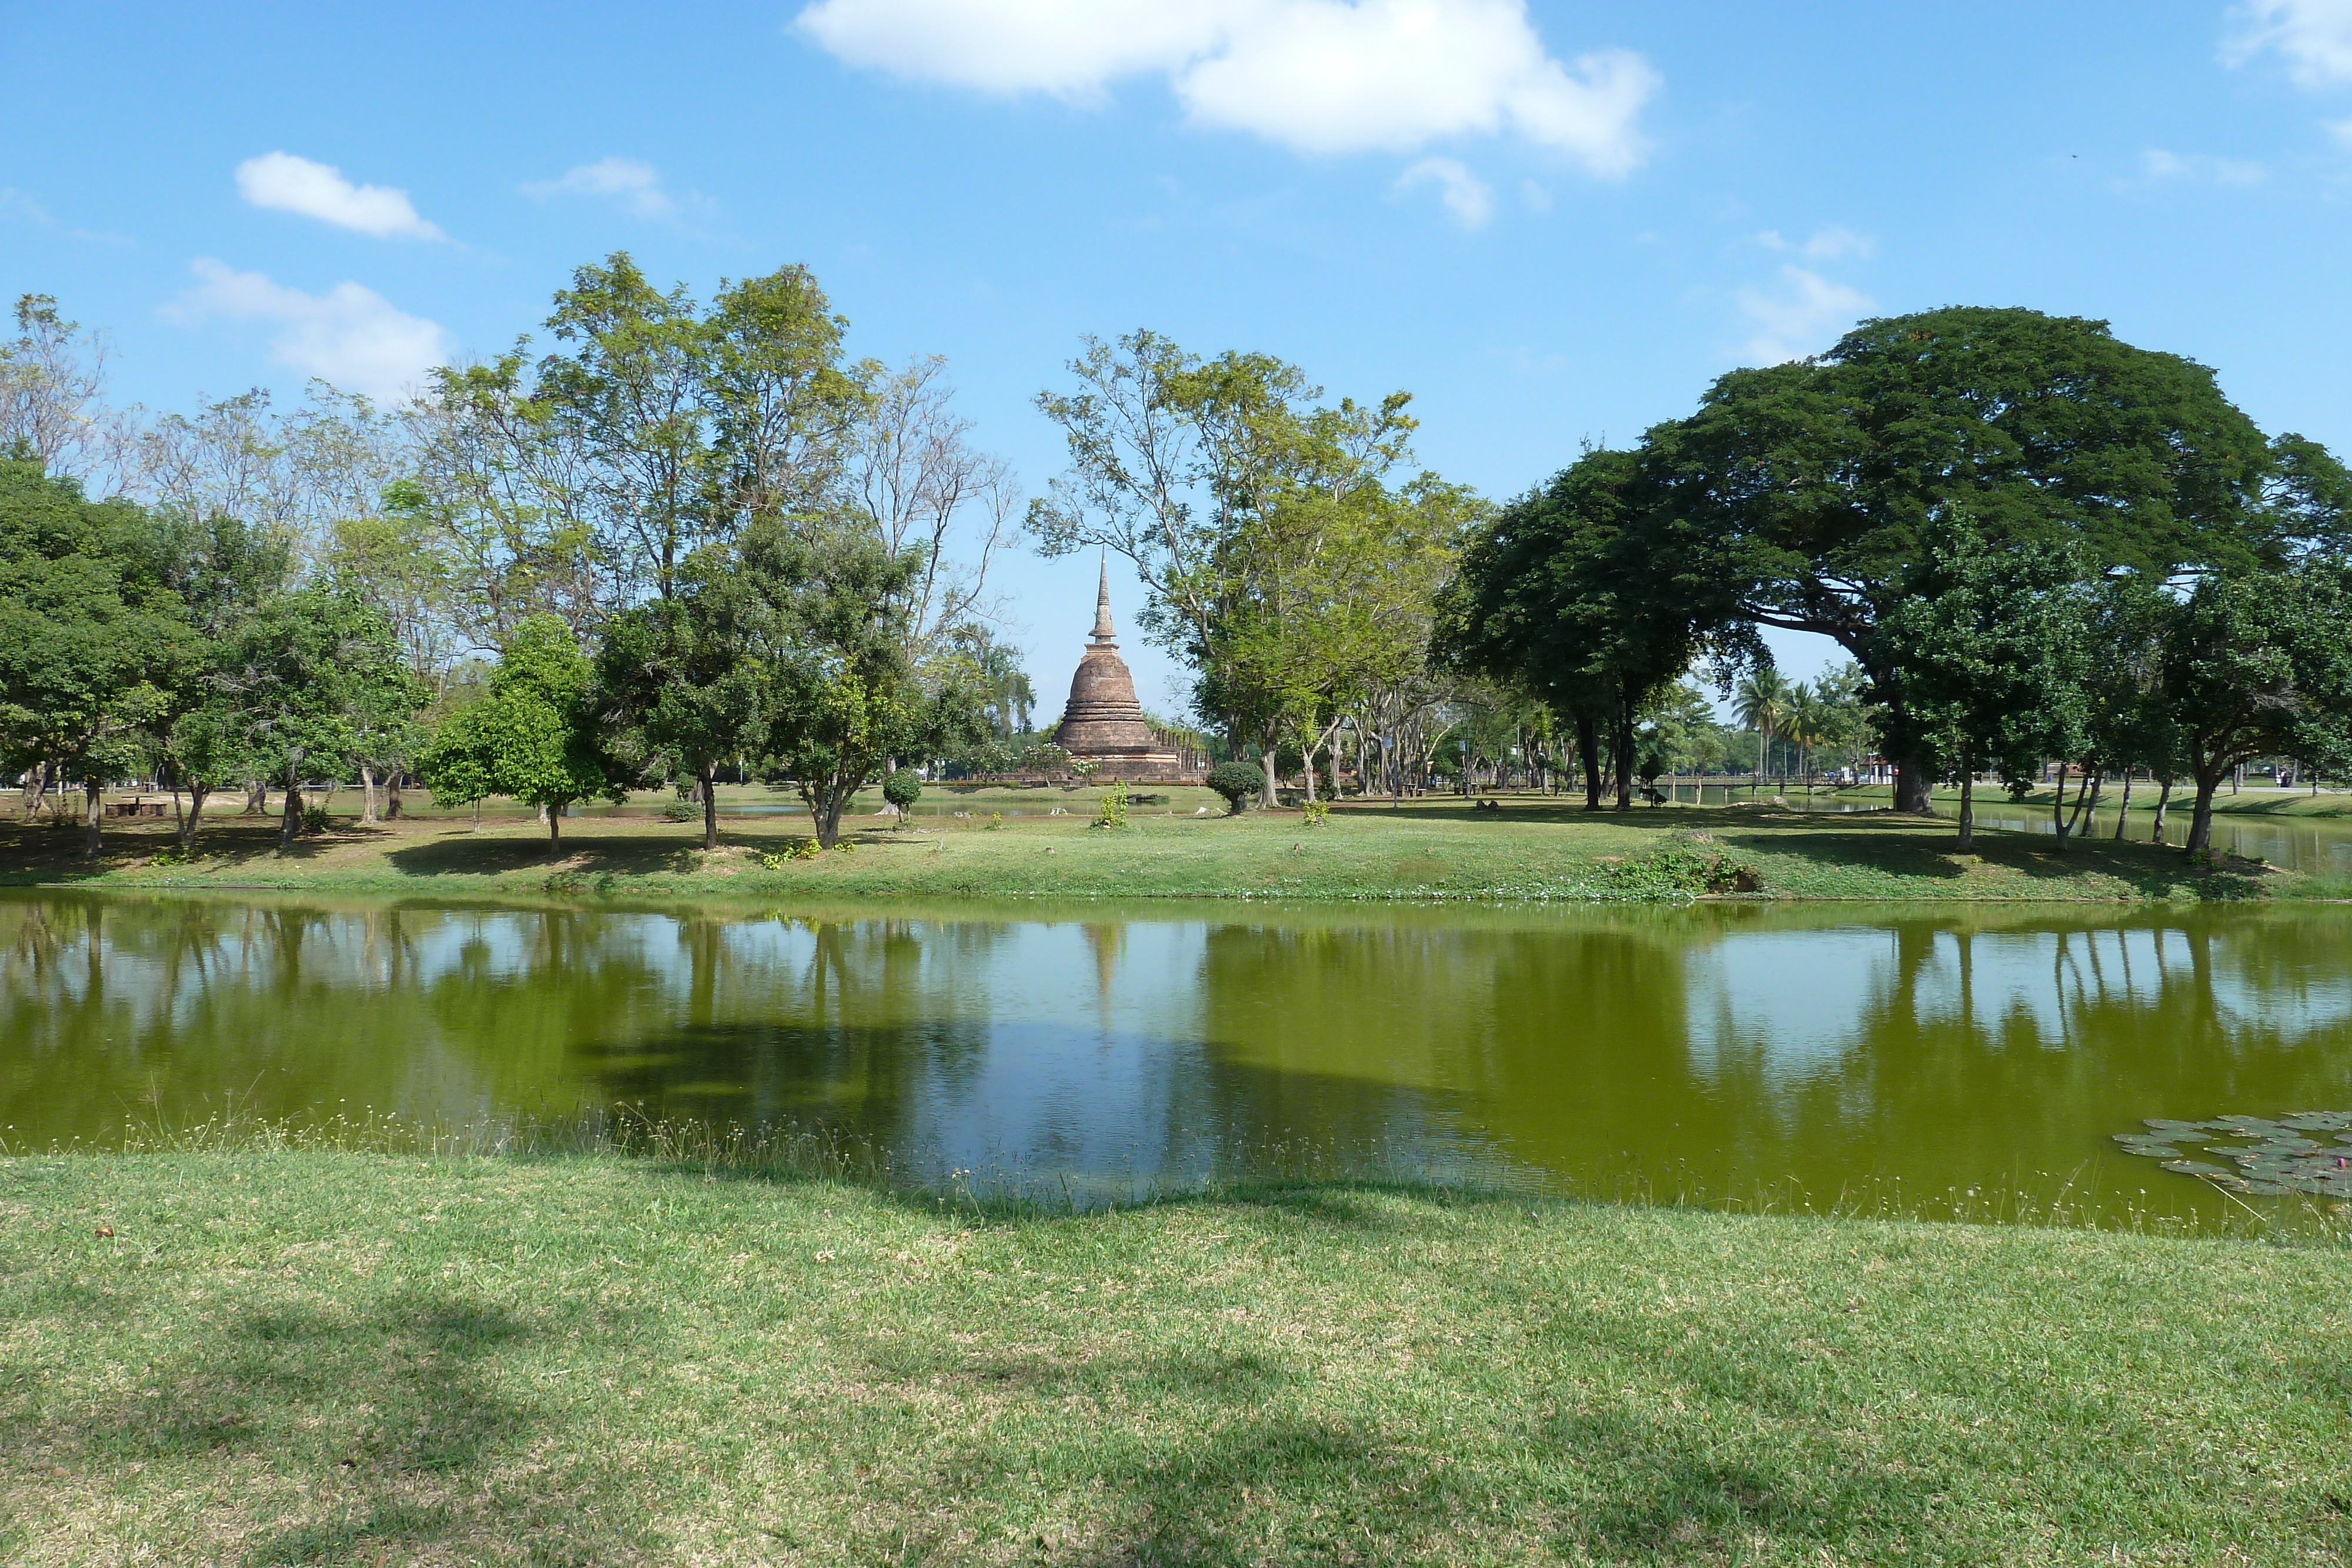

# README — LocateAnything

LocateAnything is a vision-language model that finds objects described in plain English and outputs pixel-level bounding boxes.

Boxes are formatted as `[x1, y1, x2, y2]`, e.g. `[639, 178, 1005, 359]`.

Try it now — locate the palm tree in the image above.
[1785, 684, 1835, 788]
[1733, 669, 1790, 796]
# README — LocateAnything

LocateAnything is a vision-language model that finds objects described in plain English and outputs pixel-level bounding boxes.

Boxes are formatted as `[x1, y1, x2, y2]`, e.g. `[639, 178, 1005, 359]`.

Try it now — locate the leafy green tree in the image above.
[746, 520, 987, 849]
[881, 767, 921, 827]
[1872, 530, 2094, 848]
[1641, 306, 2338, 811]
[214, 589, 416, 847]
[2151, 563, 2352, 852]
[596, 543, 773, 850]
[0, 460, 191, 857]
[146, 510, 298, 850]
[1032, 331, 1463, 808]
[417, 614, 622, 847]
[1442, 450, 1736, 810]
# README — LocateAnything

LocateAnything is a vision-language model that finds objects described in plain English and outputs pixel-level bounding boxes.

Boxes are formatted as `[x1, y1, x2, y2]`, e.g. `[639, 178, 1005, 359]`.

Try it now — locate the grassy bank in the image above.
[6, 1151, 2350, 1564]
[0, 790, 2321, 902]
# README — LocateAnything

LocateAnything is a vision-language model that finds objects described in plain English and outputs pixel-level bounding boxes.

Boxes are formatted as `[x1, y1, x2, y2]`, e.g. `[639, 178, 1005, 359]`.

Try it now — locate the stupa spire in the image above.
[1090, 553, 1116, 644]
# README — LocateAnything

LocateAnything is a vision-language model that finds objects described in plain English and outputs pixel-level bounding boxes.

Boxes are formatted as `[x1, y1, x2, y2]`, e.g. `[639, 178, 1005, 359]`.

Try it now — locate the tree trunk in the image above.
[2067, 767, 2102, 840]
[280, 777, 303, 847]
[21, 765, 43, 821]
[701, 765, 720, 851]
[360, 765, 381, 825]
[2187, 773, 2221, 854]
[1956, 763, 1975, 849]
[387, 773, 404, 818]
[178, 784, 212, 854]
[83, 780, 103, 861]
[244, 780, 268, 815]
[548, 801, 562, 848]
[2112, 773, 2133, 840]
[815, 787, 847, 848]
[2050, 761, 2069, 843]
[1258, 745, 1280, 811]
[1614, 704, 1635, 812]
[1893, 756, 1932, 813]
[472, 799, 483, 833]
[1576, 713, 1602, 810]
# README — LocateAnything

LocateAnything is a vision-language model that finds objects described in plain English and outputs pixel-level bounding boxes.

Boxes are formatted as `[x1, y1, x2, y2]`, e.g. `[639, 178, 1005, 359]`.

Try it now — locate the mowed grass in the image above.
[0, 788, 2310, 902]
[6, 1151, 2352, 1564]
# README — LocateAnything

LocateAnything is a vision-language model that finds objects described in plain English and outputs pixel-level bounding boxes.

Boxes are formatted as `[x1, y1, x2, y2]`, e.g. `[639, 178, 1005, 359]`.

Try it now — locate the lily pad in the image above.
[2159, 1159, 2232, 1177]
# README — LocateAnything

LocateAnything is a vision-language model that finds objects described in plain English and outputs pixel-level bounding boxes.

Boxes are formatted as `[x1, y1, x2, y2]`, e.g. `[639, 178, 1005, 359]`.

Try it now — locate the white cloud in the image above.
[1520, 178, 1551, 211]
[1395, 156, 1493, 225]
[2139, 147, 2268, 184]
[793, 0, 1659, 176]
[1759, 225, 1875, 261]
[2333, 114, 2352, 143]
[522, 158, 678, 219]
[234, 152, 443, 240]
[166, 259, 452, 400]
[1734, 265, 1875, 366]
[2226, 0, 2352, 85]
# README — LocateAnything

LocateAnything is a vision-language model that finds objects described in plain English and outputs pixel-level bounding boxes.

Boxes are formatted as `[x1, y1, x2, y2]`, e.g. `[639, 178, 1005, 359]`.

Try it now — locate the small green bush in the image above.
[660, 796, 699, 823]
[1205, 762, 1262, 815]
[883, 770, 922, 815]
[1300, 799, 1331, 827]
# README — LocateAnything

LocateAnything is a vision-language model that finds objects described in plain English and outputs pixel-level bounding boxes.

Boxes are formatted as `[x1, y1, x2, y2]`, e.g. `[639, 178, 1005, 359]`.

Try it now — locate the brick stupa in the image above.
[1053, 560, 1181, 781]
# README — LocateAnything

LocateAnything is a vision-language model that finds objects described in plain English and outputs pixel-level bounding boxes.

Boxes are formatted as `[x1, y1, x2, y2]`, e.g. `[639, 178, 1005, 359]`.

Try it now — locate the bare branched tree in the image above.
[855, 356, 1018, 653]
[0, 294, 140, 491]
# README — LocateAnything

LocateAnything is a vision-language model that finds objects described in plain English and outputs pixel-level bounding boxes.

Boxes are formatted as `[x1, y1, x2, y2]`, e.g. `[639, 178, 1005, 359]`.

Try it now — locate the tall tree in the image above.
[1031, 330, 1437, 805]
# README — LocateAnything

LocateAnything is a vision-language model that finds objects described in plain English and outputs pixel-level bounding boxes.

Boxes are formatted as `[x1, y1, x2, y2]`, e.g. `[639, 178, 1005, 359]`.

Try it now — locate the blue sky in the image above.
[6, 1, 2352, 716]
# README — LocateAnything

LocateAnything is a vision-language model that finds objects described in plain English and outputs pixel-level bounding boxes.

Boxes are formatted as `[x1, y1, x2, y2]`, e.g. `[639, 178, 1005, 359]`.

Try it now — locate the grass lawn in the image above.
[6, 1151, 2351, 1564]
[0, 789, 2322, 903]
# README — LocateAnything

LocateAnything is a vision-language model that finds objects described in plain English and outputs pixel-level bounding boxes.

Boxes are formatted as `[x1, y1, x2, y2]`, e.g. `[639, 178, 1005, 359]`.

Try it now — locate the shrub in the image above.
[1300, 799, 1331, 827]
[1205, 762, 1261, 815]
[1092, 779, 1129, 829]
[882, 769, 922, 818]
[660, 795, 699, 822]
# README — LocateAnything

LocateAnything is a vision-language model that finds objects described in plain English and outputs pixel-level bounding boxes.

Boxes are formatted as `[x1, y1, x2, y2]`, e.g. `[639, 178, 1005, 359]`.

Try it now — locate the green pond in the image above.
[6, 890, 2352, 1226]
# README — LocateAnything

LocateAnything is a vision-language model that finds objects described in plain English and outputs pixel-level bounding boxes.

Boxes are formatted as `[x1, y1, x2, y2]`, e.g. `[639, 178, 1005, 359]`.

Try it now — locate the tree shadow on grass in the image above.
[1542, 1407, 1929, 1562]
[0, 818, 368, 884]
[6, 1290, 646, 1566]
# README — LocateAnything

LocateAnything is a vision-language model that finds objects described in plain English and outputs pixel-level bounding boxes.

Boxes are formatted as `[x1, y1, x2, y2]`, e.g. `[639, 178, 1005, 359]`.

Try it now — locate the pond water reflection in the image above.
[6, 891, 2350, 1223]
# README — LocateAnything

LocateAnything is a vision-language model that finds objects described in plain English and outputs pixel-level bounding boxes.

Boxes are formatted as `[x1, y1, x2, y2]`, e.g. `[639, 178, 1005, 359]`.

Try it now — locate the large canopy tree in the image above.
[1639, 306, 2340, 809]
